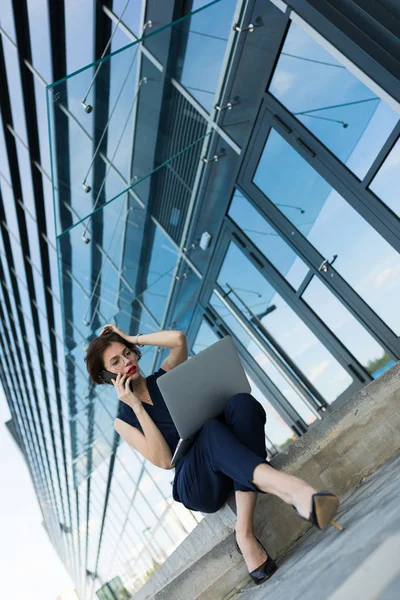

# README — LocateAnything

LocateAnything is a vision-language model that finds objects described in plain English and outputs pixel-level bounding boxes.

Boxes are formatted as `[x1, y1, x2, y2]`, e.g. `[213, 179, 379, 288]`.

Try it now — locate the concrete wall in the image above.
[133, 361, 400, 600]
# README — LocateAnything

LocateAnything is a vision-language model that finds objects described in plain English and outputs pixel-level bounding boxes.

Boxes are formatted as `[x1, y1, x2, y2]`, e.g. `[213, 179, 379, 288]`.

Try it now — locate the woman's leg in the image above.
[175, 436, 234, 514]
[176, 394, 265, 513]
[251, 463, 316, 519]
[224, 393, 268, 493]
[235, 490, 270, 571]
[224, 394, 316, 522]
[176, 413, 316, 523]
[224, 393, 273, 568]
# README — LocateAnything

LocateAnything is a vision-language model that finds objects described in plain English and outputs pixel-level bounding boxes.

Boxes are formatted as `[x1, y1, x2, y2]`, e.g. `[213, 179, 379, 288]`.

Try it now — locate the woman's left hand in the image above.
[100, 323, 128, 339]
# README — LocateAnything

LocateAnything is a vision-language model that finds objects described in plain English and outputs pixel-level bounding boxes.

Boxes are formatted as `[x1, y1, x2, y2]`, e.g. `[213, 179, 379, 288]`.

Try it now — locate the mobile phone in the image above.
[101, 369, 117, 385]
[101, 370, 134, 391]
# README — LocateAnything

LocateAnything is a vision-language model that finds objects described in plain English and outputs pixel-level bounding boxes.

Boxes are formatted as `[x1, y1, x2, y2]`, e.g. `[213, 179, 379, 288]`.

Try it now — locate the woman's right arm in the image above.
[114, 405, 174, 469]
[112, 373, 175, 469]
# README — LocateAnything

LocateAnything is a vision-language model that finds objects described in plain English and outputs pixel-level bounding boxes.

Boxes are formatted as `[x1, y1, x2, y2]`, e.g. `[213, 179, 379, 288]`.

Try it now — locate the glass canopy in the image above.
[45, 5, 228, 236]
[46, 0, 235, 485]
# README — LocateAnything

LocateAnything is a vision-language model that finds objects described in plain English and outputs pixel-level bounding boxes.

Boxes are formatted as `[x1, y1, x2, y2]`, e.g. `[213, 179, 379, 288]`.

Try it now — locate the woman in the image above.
[85, 325, 341, 585]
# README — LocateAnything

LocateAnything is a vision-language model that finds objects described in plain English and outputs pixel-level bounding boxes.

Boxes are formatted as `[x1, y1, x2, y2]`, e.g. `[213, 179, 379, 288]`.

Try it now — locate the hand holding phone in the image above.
[102, 370, 141, 409]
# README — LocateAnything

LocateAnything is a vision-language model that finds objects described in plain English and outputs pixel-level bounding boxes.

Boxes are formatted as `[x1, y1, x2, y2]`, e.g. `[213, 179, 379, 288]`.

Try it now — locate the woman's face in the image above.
[102, 342, 140, 377]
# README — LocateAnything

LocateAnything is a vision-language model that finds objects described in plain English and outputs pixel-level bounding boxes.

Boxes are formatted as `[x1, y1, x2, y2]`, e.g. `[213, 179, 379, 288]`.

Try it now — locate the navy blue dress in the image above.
[117, 367, 269, 513]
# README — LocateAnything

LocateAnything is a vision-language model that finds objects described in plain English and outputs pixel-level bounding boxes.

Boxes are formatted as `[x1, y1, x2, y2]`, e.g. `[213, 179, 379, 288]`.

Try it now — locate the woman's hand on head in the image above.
[112, 374, 142, 410]
[100, 323, 128, 339]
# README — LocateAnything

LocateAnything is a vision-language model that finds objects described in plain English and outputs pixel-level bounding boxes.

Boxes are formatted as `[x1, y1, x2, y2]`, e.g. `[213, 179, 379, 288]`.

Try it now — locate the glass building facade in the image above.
[0, 0, 399, 597]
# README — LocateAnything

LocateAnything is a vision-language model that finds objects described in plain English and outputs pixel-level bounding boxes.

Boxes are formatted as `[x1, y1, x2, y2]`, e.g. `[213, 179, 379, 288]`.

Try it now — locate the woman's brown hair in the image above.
[84, 331, 142, 385]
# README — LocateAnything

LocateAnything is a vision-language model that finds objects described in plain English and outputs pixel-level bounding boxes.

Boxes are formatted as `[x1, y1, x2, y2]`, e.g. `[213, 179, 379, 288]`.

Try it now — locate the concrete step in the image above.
[232, 449, 400, 600]
[133, 362, 400, 600]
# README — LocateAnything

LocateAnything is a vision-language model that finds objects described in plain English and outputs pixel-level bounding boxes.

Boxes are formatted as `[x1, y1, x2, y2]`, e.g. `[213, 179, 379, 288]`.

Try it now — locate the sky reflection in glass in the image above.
[269, 22, 399, 179]
[112, 0, 142, 36]
[302, 276, 388, 374]
[370, 136, 400, 218]
[210, 292, 317, 424]
[178, 0, 235, 111]
[26, 0, 52, 82]
[254, 129, 400, 336]
[228, 190, 309, 290]
[140, 224, 179, 325]
[216, 243, 353, 405]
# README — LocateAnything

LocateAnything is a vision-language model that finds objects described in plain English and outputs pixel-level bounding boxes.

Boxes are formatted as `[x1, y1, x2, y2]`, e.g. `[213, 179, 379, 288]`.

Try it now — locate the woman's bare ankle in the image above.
[290, 481, 317, 519]
[235, 524, 254, 539]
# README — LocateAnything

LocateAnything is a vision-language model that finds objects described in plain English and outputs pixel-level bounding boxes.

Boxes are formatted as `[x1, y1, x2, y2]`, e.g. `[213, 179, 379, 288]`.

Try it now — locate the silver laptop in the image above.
[156, 335, 251, 465]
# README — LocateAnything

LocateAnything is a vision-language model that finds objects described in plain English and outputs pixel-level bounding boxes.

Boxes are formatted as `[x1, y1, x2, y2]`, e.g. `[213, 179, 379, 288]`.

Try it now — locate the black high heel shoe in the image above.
[293, 491, 344, 531]
[234, 532, 277, 585]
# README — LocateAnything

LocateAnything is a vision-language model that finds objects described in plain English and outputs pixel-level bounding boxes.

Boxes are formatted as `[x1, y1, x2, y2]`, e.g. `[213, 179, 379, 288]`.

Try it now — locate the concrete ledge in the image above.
[141, 502, 237, 592]
[133, 361, 400, 600]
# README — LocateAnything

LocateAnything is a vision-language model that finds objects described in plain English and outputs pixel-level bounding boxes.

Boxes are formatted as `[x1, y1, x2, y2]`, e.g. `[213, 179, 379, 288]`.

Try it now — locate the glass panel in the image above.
[269, 22, 399, 179]
[128, 316, 158, 373]
[65, 0, 94, 74]
[302, 276, 395, 378]
[109, 485, 132, 523]
[107, 26, 141, 172]
[0, 0, 16, 42]
[192, 320, 220, 354]
[166, 266, 204, 337]
[2, 43, 28, 144]
[26, 0, 52, 82]
[245, 372, 296, 452]
[33, 78, 52, 175]
[216, 242, 353, 403]
[369, 136, 400, 218]
[43, 3, 242, 583]
[254, 129, 400, 335]
[144, 463, 173, 505]
[87, 457, 112, 572]
[140, 223, 179, 324]
[14, 143, 38, 219]
[228, 189, 309, 290]
[210, 291, 317, 424]
[112, 0, 143, 36]
[67, 344, 93, 414]
[58, 191, 175, 354]
[0, 115, 12, 184]
[94, 398, 115, 437]
[176, 0, 236, 112]
[114, 449, 143, 488]
[46, 4, 221, 236]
